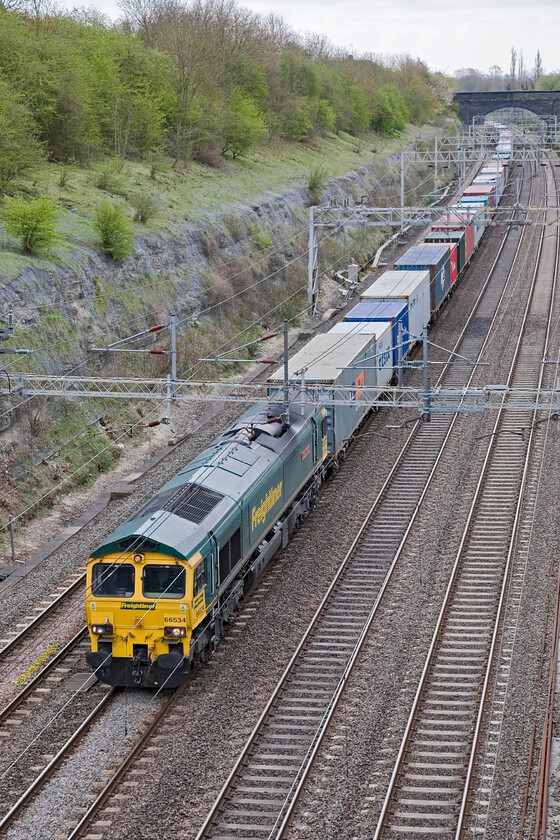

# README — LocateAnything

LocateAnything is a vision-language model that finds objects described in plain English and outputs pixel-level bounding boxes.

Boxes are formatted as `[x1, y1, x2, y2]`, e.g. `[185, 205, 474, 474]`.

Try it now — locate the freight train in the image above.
[85, 130, 513, 688]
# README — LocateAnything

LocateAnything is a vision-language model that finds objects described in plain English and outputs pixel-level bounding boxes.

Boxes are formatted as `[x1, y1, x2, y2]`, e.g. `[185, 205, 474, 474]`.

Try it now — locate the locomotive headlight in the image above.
[164, 626, 186, 638]
[92, 623, 113, 635]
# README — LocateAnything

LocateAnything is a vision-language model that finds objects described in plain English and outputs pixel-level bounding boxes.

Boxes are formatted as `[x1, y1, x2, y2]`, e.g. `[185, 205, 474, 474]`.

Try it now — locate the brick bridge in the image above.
[454, 90, 560, 124]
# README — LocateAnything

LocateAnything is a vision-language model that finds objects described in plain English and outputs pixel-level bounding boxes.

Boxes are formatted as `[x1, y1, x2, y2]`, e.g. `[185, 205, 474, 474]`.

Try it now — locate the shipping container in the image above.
[267, 332, 384, 454]
[457, 201, 488, 245]
[448, 203, 486, 249]
[432, 210, 476, 258]
[344, 299, 408, 367]
[425, 230, 466, 275]
[395, 244, 450, 311]
[446, 242, 457, 285]
[327, 320, 394, 388]
[359, 269, 430, 347]
[463, 184, 495, 207]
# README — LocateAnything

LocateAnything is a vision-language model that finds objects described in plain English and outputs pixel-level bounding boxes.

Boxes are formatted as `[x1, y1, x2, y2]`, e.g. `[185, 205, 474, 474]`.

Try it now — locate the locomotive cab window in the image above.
[193, 561, 206, 596]
[142, 565, 185, 599]
[321, 416, 327, 437]
[92, 563, 135, 597]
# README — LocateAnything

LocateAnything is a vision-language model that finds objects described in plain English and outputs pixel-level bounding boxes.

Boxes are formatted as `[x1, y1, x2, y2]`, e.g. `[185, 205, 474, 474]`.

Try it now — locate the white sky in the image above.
[60, 0, 559, 76]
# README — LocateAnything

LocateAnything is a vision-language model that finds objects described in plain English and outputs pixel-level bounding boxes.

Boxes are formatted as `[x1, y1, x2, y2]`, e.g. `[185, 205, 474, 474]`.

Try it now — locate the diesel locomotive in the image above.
[86, 129, 513, 688]
[86, 398, 328, 687]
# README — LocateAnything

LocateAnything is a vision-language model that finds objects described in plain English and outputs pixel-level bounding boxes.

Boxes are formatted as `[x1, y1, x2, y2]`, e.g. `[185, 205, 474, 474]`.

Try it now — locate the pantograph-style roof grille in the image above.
[131, 483, 223, 526]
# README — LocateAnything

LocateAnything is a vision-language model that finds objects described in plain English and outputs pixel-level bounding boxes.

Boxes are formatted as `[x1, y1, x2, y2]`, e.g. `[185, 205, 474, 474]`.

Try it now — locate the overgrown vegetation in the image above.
[307, 165, 328, 203]
[1, 195, 59, 254]
[94, 201, 134, 260]
[0, 0, 451, 190]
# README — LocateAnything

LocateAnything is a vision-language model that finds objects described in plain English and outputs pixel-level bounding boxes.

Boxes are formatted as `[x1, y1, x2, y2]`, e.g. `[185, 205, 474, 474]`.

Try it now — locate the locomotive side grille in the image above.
[130, 483, 223, 525]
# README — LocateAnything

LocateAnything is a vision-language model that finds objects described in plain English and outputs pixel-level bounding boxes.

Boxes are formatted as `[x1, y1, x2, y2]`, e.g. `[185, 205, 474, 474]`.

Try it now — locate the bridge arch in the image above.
[454, 90, 560, 125]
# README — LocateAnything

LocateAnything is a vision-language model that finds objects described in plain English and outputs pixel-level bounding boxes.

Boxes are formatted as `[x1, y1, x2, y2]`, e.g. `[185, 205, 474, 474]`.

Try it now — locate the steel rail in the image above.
[0, 687, 116, 833]
[372, 157, 557, 840]
[457, 162, 560, 838]
[66, 685, 181, 840]
[4, 159, 530, 840]
[271, 162, 539, 840]
[0, 627, 88, 725]
[0, 571, 85, 660]
[527, 152, 560, 840]
[194, 163, 535, 840]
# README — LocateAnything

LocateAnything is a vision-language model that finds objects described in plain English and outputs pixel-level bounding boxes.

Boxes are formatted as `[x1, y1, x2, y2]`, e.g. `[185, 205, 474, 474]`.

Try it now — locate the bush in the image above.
[1, 195, 60, 254]
[94, 201, 134, 260]
[130, 190, 158, 223]
[249, 223, 273, 251]
[307, 165, 328, 203]
[94, 160, 126, 193]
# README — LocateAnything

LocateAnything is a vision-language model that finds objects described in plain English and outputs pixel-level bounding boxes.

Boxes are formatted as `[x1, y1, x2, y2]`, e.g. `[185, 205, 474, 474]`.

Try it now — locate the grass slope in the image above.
[0, 127, 431, 281]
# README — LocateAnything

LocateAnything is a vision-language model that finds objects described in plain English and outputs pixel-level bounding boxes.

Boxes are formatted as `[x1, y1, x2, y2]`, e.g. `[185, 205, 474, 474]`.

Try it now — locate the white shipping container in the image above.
[359, 269, 430, 348]
[327, 320, 394, 387]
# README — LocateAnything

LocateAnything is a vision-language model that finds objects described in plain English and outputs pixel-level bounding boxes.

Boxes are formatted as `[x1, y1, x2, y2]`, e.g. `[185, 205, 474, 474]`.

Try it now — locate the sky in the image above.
[59, 0, 559, 77]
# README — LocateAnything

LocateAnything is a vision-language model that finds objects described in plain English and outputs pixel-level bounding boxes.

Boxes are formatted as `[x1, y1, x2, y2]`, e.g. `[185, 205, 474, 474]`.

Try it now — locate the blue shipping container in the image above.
[394, 244, 450, 311]
[344, 299, 408, 367]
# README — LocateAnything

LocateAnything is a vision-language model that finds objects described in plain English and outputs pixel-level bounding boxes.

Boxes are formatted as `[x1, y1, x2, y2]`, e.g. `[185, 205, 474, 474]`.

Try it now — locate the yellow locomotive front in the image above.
[85, 551, 206, 687]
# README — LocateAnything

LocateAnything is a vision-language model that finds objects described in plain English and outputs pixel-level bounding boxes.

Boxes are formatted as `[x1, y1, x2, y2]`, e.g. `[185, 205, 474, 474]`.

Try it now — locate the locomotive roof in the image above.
[91, 400, 318, 561]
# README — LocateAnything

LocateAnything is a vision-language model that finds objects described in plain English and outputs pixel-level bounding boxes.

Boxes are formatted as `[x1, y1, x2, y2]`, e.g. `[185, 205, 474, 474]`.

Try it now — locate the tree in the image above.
[509, 46, 517, 90]
[221, 90, 266, 157]
[533, 50, 543, 84]
[0, 79, 43, 190]
[94, 201, 134, 260]
[371, 84, 409, 135]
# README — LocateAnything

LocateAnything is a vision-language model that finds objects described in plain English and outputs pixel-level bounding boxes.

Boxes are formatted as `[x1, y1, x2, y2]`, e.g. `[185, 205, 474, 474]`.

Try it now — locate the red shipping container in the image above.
[447, 243, 458, 285]
[424, 242, 457, 286]
[463, 184, 495, 207]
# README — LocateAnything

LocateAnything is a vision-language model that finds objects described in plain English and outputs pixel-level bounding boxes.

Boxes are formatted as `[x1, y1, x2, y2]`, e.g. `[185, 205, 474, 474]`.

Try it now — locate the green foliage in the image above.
[0, 78, 44, 191]
[221, 91, 267, 158]
[0, 4, 450, 173]
[536, 74, 560, 91]
[130, 189, 158, 223]
[248, 223, 273, 251]
[283, 100, 314, 141]
[1, 195, 60, 254]
[309, 98, 336, 134]
[93, 159, 126, 193]
[94, 201, 134, 260]
[307, 165, 328, 203]
[371, 85, 409, 135]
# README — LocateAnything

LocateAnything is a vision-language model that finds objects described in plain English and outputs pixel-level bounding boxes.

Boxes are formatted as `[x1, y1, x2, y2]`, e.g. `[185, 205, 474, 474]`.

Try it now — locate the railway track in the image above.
[0, 688, 116, 834]
[183, 163, 539, 840]
[0, 570, 85, 658]
[1, 159, 538, 840]
[372, 154, 559, 840]
[59, 160, 537, 840]
[0, 627, 89, 728]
